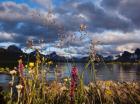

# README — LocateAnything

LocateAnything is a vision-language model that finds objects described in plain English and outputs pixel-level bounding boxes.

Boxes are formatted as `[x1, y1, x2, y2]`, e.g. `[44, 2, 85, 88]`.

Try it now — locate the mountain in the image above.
[117, 51, 132, 62]
[104, 56, 114, 62]
[135, 48, 140, 60]
[0, 45, 23, 61]
[7, 45, 22, 53]
[46, 52, 66, 62]
[0, 45, 90, 66]
[1, 45, 140, 67]
[0, 45, 25, 67]
[45, 52, 88, 62]
[116, 49, 140, 62]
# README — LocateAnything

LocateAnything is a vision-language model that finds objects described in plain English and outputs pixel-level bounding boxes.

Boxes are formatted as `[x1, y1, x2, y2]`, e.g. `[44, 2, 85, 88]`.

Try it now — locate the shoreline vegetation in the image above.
[0, 61, 140, 104]
[0, 57, 140, 104]
[0, 51, 139, 104]
[1, 80, 140, 104]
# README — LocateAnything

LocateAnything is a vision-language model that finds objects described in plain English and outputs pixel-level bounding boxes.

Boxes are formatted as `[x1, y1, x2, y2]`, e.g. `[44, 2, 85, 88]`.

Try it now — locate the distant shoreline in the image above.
[0, 61, 140, 68]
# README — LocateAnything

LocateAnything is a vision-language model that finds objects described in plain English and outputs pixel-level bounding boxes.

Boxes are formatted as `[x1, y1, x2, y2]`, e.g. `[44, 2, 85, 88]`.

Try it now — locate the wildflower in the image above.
[105, 81, 111, 87]
[64, 78, 68, 82]
[48, 61, 53, 65]
[9, 81, 14, 87]
[58, 83, 62, 86]
[25, 65, 28, 68]
[18, 59, 24, 77]
[60, 86, 67, 92]
[10, 70, 17, 82]
[16, 84, 23, 91]
[9, 81, 14, 99]
[70, 66, 78, 104]
[71, 67, 78, 81]
[14, 67, 17, 71]
[29, 62, 34, 68]
[29, 70, 34, 74]
[105, 89, 112, 96]
[16, 84, 23, 103]
[10, 70, 17, 75]
[101, 84, 106, 90]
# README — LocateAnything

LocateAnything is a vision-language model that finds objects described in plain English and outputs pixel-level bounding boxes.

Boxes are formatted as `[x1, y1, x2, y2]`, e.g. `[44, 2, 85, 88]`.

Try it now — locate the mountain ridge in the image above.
[0, 45, 140, 67]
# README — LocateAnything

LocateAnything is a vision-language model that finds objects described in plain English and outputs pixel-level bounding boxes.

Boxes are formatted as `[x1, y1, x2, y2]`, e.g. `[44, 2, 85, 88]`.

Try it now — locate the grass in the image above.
[0, 67, 9, 73]
[0, 49, 139, 104]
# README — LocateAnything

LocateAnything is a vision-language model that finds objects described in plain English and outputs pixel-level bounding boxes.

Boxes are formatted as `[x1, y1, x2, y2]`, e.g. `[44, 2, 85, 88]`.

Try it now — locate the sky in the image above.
[0, 0, 140, 57]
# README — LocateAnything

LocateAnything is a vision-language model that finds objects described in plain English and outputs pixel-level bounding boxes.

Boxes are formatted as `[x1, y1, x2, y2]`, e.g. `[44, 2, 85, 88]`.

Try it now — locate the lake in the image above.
[1, 63, 140, 89]
[53, 63, 140, 84]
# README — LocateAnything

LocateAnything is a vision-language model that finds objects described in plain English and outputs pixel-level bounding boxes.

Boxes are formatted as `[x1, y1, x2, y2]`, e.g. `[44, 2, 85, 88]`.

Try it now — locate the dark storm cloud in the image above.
[55, 1, 133, 33]
[0, 1, 134, 42]
[77, 2, 132, 32]
[101, 0, 140, 29]
[0, 0, 140, 56]
[119, 0, 140, 28]
[101, 0, 121, 10]
[0, 21, 59, 44]
[0, 1, 61, 44]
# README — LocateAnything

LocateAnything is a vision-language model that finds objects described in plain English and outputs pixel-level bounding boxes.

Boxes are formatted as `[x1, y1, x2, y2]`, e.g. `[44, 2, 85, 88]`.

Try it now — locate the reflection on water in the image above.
[51, 63, 140, 84]
[1, 63, 140, 87]
[0, 74, 11, 90]
[0, 74, 11, 83]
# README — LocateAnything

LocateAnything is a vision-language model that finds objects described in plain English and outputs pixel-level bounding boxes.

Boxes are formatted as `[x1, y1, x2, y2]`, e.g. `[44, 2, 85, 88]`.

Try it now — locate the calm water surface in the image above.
[1, 63, 140, 88]
[53, 63, 140, 84]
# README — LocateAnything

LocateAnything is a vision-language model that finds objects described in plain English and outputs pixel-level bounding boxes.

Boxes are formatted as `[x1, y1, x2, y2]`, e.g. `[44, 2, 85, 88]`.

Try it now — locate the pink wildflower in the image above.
[70, 66, 78, 104]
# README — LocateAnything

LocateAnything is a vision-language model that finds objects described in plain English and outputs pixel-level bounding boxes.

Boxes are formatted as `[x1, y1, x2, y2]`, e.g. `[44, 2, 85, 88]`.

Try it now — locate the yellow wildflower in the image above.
[63, 78, 68, 82]
[105, 89, 112, 96]
[29, 62, 34, 68]
[48, 61, 53, 65]
[105, 81, 111, 87]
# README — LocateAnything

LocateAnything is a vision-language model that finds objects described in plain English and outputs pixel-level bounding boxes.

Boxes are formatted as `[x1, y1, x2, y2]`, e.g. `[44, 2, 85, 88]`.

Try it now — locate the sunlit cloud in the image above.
[0, 0, 140, 56]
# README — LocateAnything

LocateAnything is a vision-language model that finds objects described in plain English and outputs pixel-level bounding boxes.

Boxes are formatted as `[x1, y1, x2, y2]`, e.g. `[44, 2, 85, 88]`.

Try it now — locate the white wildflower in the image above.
[10, 70, 17, 75]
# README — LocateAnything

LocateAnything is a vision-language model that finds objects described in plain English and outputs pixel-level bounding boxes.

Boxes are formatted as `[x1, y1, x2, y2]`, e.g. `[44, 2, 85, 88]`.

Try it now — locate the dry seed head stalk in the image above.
[46, 10, 55, 25]
[26, 39, 34, 49]
[90, 40, 100, 61]
[79, 24, 87, 40]
[9, 81, 14, 87]
[80, 24, 87, 31]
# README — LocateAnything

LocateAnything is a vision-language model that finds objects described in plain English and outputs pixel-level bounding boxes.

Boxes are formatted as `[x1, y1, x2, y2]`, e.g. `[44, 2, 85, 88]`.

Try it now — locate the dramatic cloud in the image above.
[92, 30, 140, 45]
[0, 0, 140, 56]
[101, 0, 140, 28]
[0, 31, 19, 41]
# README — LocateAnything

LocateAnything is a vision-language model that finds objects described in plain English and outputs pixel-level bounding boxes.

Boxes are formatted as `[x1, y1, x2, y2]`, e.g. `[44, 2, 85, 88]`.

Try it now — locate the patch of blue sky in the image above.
[0, 0, 39, 9]
[0, 42, 20, 48]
